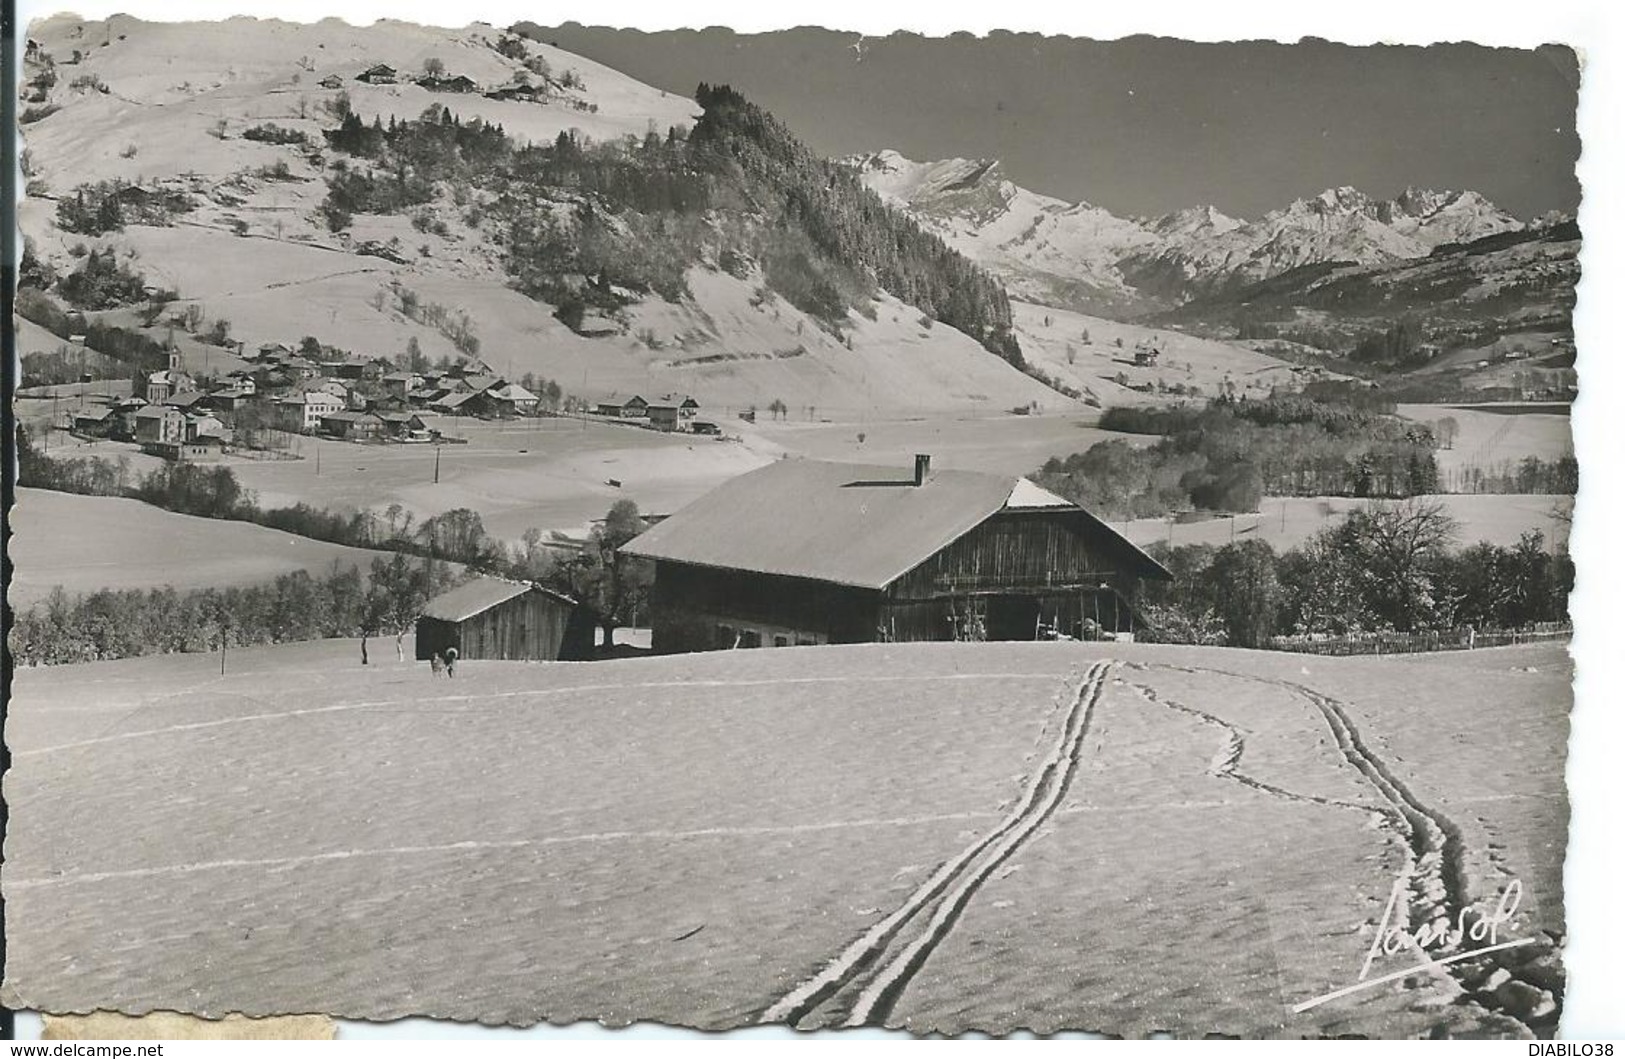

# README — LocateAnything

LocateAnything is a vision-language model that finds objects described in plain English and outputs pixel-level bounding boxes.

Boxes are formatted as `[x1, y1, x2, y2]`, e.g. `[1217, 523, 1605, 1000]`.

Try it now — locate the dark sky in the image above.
[525, 24, 1581, 221]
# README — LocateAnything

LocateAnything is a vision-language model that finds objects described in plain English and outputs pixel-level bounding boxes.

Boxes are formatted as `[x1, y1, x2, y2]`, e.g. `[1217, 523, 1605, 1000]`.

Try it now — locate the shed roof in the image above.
[620, 459, 1170, 589]
[420, 577, 575, 623]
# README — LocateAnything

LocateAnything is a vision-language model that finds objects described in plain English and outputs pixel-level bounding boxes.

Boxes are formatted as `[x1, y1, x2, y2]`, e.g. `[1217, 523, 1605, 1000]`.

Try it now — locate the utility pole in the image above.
[433, 441, 442, 484]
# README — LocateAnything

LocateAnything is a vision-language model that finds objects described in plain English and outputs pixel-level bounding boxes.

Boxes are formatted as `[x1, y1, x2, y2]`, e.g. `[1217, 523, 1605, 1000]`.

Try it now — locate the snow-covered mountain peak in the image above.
[848, 150, 1530, 317]
[1150, 204, 1242, 239]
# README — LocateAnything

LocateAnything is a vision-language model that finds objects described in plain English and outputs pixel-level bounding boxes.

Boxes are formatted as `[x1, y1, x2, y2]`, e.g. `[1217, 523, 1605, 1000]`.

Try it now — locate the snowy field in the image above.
[3, 639, 1568, 1037]
[1397, 404, 1573, 480]
[7, 487, 401, 608]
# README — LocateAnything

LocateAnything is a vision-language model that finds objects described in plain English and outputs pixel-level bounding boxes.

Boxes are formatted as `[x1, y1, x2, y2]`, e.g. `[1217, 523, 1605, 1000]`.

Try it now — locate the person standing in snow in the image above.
[444, 646, 458, 678]
[430, 651, 444, 678]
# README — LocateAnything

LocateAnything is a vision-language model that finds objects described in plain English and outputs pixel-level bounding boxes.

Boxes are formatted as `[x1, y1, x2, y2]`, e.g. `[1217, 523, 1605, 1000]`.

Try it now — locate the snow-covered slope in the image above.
[19, 18, 1058, 418]
[848, 151, 1529, 319]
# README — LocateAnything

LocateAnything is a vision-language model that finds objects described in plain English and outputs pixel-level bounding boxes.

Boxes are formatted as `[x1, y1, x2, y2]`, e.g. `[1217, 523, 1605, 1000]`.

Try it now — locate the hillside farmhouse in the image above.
[415, 577, 596, 663]
[646, 403, 680, 432]
[620, 457, 1173, 654]
[418, 73, 478, 93]
[656, 393, 700, 418]
[595, 395, 648, 418]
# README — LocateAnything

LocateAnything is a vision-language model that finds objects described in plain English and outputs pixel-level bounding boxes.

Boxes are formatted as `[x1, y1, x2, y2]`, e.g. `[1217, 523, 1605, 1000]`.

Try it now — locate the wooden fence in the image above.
[1268, 622, 1571, 657]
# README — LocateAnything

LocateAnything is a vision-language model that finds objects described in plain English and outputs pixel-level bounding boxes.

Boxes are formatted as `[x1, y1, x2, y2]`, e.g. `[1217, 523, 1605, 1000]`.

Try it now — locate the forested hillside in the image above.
[317, 82, 1023, 366]
[17, 17, 1049, 416]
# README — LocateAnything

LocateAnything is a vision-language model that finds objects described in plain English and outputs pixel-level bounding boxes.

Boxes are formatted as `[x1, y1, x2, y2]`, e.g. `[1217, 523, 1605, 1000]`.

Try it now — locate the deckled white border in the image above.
[10, 0, 1620, 1041]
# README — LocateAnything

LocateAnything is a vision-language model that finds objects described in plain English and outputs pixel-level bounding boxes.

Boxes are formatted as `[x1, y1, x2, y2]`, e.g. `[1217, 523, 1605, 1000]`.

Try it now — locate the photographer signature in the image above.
[1294, 873, 1535, 1013]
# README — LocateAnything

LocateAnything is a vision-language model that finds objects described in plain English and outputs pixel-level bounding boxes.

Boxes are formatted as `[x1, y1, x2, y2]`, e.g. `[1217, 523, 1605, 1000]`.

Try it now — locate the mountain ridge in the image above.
[846, 149, 1535, 318]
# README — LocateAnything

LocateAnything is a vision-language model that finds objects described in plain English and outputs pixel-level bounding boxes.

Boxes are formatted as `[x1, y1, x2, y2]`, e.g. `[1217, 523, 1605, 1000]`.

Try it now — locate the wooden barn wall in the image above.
[415, 592, 594, 661]
[888, 510, 1138, 601]
[648, 561, 880, 654]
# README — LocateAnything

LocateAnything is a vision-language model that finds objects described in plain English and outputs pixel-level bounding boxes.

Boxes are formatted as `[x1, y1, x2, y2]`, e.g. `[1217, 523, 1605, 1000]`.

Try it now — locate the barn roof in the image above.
[420, 577, 577, 623]
[620, 459, 1170, 589]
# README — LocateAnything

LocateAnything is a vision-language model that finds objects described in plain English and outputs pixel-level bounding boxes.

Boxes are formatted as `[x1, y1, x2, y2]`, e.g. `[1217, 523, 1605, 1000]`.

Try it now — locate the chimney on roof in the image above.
[914, 453, 932, 486]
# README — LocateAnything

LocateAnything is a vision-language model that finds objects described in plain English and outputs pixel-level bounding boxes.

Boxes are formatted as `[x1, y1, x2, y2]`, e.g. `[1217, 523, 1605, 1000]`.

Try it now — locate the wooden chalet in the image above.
[485, 382, 540, 417]
[484, 83, 547, 103]
[71, 406, 117, 438]
[429, 390, 478, 415]
[646, 403, 680, 432]
[206, 387, 255, 413]
[415, 577, 596, 663]
[320, 410, 385, 440]
[594, 395, 648, 418]
[620, 457, 1172, 654]
[376, 410, 427, 438]
[418, 74, 478, 93]
[382, 371, 422, 397]
[660, 393, 700, 418]
[356, 63, 398, 84]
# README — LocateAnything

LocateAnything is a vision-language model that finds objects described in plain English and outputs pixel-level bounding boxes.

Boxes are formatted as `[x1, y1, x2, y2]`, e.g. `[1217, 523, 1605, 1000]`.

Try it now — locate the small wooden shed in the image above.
[415, 577, 596, 662]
